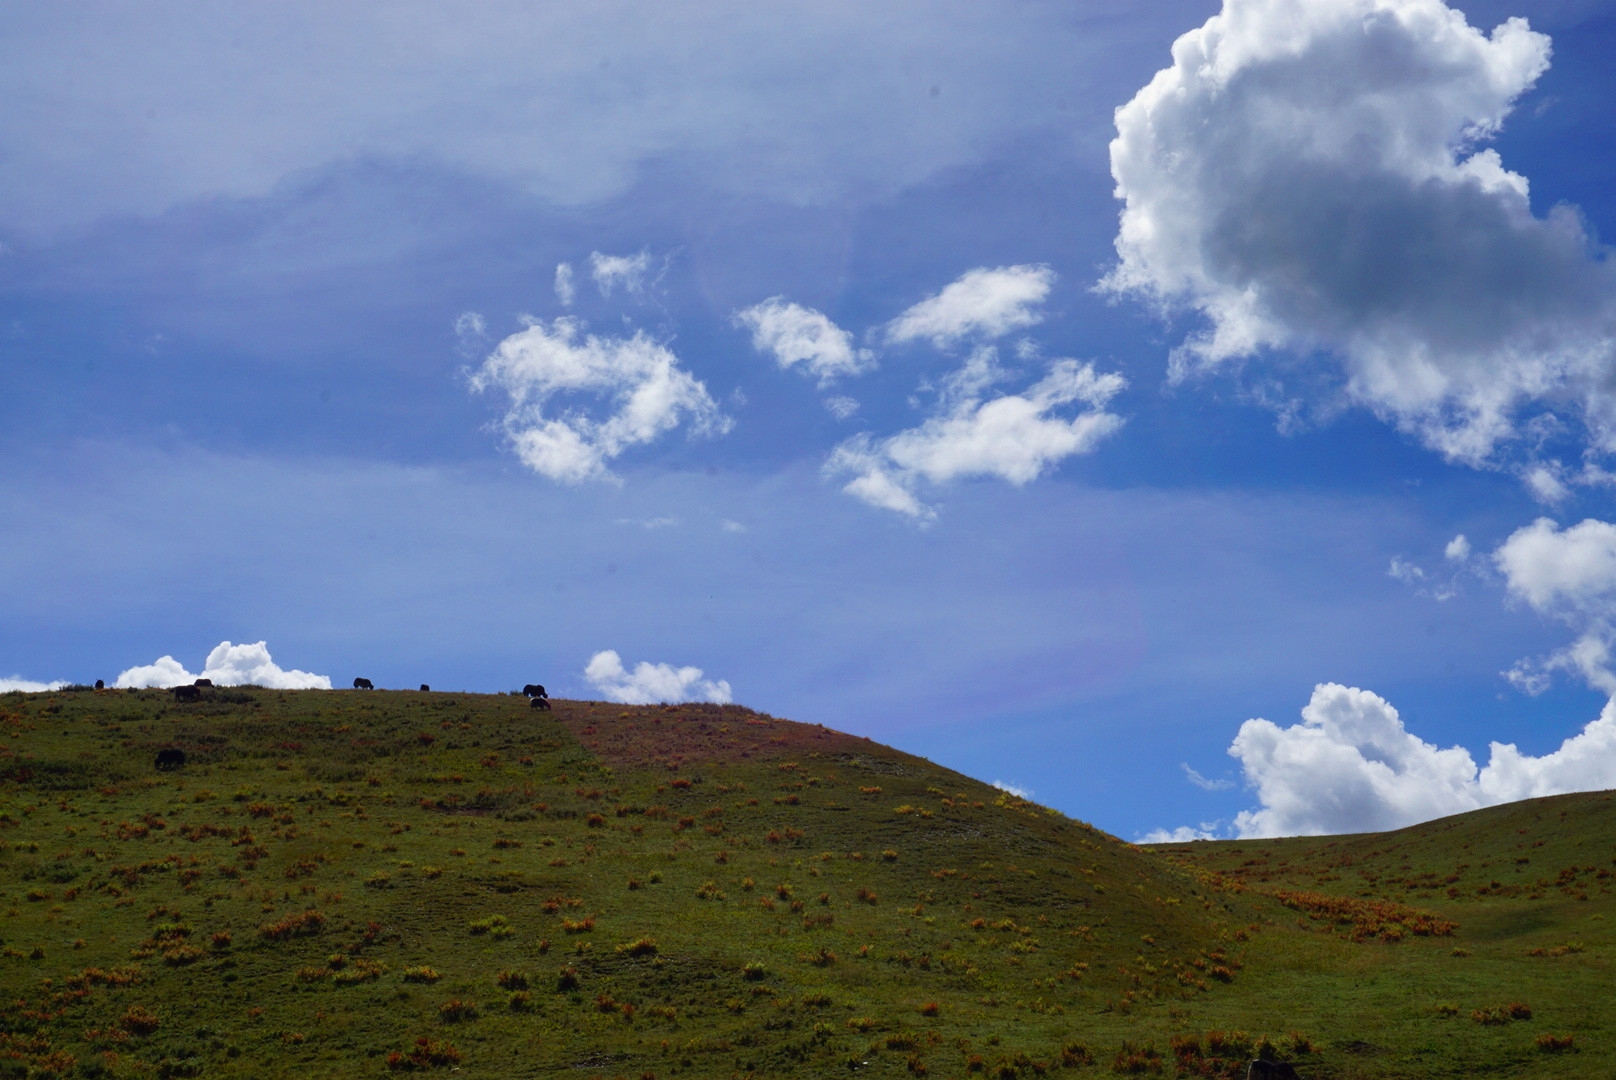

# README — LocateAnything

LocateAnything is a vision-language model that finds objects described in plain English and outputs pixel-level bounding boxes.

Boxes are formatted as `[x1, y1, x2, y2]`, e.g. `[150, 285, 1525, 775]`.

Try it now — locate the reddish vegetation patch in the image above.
[549, 701, 891, 770]
[1272, 890, 1456, 942]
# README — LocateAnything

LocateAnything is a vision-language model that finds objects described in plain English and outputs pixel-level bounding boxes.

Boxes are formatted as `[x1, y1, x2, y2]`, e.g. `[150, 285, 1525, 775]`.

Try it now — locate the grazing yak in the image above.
[172, 685, 202, 703]
[522, 684, 547, 699]
[94, 679, 104, 690]
[1246, 1062, 1299, 1080]
[194, 678, 213, 687]
[155, 748, 186, 770]
[529, 695, 551, 710]
[420, 684, 430, 692]
[353, 677, 374, 690]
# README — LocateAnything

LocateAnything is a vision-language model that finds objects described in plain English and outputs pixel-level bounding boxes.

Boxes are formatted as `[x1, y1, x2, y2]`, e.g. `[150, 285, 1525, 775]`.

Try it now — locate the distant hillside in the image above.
[0, 687, 1610, 1078]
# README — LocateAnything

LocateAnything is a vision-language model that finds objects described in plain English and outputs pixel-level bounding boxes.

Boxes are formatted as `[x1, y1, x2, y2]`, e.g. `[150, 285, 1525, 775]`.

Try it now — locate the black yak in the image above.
[529, 695, 551, 710]
[1246, 1062, 1299, 1080]
[94, 679, 104, 690]
[194, 678, 213, 687]
[172, 685, 202, 703]
[155, 748, 186, 769]
[353, 677, 374, 690]
[522, 684, 547, 698]
[420, 684, 430, 692]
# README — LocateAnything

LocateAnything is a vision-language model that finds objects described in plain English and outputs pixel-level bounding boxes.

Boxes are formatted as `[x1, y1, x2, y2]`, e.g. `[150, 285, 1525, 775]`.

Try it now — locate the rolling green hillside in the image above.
[0, 686, 1610, 1079]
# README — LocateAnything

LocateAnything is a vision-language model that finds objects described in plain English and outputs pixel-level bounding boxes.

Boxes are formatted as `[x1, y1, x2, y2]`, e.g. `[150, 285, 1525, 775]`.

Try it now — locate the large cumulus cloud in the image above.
[1104, 0, 1616, 467]
[115, 641, 331, 689]
[1225, 682, 1616, 837]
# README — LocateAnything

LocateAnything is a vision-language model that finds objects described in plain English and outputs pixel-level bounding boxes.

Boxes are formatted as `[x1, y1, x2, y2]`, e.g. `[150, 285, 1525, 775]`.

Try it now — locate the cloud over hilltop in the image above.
[1105, 0, 1616, 468]
[1223, 682, 1616, 838]
[0, 676, 66, 693]
[584, 649, 733, 705]
[115, 641, 331, 690]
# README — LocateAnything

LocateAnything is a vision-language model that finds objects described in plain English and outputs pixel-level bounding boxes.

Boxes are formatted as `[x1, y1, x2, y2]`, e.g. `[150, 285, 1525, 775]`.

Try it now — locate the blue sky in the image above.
[6, 0, 1616, 841]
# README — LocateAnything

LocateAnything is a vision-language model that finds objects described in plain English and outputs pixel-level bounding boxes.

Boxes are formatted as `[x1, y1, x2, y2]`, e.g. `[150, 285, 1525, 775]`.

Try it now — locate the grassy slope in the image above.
[0, 687, 1607, 1078]
[1150, 792, 1616, 1078]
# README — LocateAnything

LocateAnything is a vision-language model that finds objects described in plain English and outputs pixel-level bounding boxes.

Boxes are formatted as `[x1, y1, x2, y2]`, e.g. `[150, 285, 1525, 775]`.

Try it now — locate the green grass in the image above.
[0, 686, 1610, 1077]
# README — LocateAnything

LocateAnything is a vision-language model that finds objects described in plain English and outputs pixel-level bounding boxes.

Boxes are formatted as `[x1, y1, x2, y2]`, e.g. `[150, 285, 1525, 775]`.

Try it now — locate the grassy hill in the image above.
[0, 686, 1610, 1078]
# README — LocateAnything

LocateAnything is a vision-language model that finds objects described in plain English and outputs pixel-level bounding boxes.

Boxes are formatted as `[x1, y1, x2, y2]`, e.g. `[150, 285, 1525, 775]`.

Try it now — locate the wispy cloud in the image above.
[1181, 764, 1233, 791]
[827, 357, 1125, 519]
[589, 251, 653, 298]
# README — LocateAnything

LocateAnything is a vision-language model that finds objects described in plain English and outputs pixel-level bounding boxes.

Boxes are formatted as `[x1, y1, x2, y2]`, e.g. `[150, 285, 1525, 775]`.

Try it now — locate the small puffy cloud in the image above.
[1445, 534, 1472, 562]
[733, 298, 873, 385]
[554, 262, 576, 307]
[1225, 682, 1616, 837]
[1495, 517, 1616, 692]
[114, 641, 330, 689]
[469, 316, 729, 483]
[1495, 517, 1616, 616]
[991, 780, 1033, 799]
[885, 266, 1055, 348]
[826, 357, 1125, 518]
[1104, 0, 1616, 468]
[583, 649, 732, 705]
[589, 251, 652, 297]
[0, 676, 66, 693]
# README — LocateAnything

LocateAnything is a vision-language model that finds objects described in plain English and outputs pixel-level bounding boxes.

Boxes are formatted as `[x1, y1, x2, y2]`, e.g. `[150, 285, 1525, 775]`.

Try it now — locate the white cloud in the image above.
[826, 357, 1125, 518]
[885, 266, 1055, 348]
[1224, 682, 1616, 837]
[991, 780, 1033, 799]
[720, 519, 746, 533]
[114, 641, 331, 690]
[824, 396, 860, 420]
[469, 315, 729, 483]
[1104, 0, 1616, 468]
[1524, 464, 1572, 504]
[583, 649, 732, 705]
[1495, 517, 1616, 693]
[555, 262, 576, 307]
[1387, 557, 1426, 585]
[0, 676, 66, 693]
[1182, 763, 1233, 791]
[589, 251, 652, 297]
[1445, 534, 1471, 562]
[733, 298, 873, 385]
[1138, 824, 1219, 844]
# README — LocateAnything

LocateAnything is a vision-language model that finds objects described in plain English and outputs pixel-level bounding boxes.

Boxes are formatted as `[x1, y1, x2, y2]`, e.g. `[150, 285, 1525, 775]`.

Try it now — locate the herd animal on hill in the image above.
[151, 676, 553, 768]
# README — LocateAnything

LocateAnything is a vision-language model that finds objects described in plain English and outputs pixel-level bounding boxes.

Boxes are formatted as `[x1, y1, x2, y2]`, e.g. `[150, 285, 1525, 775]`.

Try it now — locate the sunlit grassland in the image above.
[0, 686, 1611, 1078]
